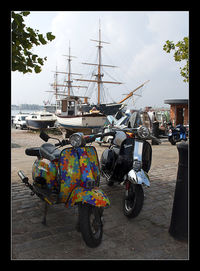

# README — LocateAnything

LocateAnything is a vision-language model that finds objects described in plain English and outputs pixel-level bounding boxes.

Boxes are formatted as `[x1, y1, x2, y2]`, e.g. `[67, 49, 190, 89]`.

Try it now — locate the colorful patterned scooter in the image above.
[18, 130, 114, 248]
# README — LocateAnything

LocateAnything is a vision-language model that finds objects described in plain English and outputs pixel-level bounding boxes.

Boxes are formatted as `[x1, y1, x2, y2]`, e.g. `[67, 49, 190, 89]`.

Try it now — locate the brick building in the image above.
[164, 99, 188, 126]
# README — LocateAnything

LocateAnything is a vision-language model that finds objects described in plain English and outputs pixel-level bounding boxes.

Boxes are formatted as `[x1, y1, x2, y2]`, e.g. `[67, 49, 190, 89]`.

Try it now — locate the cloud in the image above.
[147, 11, 189, 41]
[127, 11, 189, 82]
[12, 11, 189, 108]
[128, 43, 161, 79]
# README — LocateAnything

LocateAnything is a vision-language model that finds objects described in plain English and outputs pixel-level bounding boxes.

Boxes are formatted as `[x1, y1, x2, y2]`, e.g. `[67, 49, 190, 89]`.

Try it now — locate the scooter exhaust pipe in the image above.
[18, 170, 35, 193]
[18, 170, 29, 184]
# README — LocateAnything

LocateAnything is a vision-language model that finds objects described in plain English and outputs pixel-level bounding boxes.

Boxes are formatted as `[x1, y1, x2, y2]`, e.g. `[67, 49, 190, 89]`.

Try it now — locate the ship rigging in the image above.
[47, 21, 150, 116]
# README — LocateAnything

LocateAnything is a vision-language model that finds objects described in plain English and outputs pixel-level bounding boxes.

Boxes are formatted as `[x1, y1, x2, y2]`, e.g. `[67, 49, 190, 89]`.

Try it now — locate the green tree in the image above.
[12, 11, 55, 74]
[163, 37, 189, 83]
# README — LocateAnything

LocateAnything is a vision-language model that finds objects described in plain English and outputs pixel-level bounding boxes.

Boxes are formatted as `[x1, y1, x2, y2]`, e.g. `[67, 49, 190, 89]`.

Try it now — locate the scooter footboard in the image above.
[66, 186, 110, 208]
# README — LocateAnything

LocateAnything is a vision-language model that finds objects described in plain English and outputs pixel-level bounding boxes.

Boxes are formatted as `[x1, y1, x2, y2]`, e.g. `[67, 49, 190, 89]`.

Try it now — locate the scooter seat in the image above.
[39, 143, 61, 161]
[25, 147, 41, 157]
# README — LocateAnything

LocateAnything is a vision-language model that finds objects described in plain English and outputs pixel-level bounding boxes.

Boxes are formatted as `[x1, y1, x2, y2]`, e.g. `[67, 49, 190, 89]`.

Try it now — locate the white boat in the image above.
[26, 110, 57, 130]
[56, 95, 107, 132]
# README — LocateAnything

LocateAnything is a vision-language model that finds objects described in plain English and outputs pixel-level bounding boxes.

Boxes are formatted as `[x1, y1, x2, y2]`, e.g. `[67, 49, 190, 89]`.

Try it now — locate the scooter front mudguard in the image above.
[127, 169, 150, 187]
[66, 186, 110, 208]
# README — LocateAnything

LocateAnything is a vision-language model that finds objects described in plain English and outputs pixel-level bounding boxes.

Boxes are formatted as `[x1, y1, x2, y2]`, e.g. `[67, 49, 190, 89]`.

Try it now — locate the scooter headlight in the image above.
[69, 132, 85, 147]
[137, 126, 150, 139]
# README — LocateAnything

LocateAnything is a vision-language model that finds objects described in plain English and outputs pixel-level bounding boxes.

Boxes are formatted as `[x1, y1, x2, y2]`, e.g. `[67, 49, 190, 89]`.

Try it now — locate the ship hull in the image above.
[56, 113, 107, 130]
[82, 103, 123, 116]
[26, 120, 56, 130]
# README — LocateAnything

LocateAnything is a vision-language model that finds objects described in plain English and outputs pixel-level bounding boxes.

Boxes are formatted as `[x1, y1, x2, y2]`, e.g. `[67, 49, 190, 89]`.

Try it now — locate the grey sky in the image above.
[11, 11, 189, 109]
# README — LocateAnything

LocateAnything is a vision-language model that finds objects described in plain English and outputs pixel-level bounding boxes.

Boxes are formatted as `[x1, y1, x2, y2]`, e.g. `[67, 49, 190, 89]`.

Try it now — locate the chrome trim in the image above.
[133, 140, 143, 161]
[127, 169, 150, 187]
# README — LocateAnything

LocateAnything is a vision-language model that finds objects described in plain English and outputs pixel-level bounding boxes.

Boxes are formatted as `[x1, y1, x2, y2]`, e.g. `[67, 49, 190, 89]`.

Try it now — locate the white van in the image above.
[13, 114, 29, 129]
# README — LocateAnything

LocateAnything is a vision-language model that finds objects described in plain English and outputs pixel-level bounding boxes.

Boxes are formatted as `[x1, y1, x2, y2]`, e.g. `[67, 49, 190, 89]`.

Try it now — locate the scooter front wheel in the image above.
[123, 183, 144, 218]
[169, 136, 176, 145]
[78, 203, 103, 248]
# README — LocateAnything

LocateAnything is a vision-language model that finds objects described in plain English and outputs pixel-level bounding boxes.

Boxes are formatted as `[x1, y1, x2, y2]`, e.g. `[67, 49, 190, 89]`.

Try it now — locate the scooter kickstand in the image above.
[42, 202, 48, 226]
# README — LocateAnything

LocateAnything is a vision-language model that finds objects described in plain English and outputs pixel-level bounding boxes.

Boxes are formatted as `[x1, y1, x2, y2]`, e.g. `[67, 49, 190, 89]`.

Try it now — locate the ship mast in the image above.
[75, 20, 122, 105]
[97, 21, 102, 105]
[62, 42, 78, 96]
[66, 45, 72, 96]
[48, 42, 87, 98]
[55, 65, 58, 99]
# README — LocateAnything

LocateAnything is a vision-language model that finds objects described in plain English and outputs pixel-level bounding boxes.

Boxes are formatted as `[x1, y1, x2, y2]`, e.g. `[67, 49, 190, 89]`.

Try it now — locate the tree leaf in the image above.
[38, 34, 47, 45]
[163, 37, 189, 83]
[37, 58, 44, 65]
[46, 32, 55, 41]
[34, 65, 42, 73]
[20, 11, 30, 17]
[12, 11, 55, 74]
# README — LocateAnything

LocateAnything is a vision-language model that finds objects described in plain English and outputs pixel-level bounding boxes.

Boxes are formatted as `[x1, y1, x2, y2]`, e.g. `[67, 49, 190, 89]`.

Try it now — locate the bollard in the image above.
[169, 142, 188, 241]
[152, 121, 160, 145]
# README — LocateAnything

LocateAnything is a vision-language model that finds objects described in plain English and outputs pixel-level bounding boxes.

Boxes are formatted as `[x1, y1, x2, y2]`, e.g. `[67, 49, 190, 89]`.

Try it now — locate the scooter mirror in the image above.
[40, 130, 50, 142]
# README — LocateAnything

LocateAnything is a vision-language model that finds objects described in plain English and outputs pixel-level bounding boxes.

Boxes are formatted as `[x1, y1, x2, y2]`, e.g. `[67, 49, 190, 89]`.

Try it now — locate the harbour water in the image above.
[11, 109, 40, 117]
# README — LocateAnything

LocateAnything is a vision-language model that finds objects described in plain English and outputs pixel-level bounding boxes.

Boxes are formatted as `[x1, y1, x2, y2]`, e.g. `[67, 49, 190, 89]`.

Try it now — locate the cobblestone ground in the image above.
[11, 128, 189, 260]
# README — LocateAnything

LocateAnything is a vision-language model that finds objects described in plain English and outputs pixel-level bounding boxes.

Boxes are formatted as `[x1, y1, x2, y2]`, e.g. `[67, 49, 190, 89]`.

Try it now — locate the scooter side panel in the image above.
[78, 146, 100, 185]
[59, 148, 81, 202]
[59, 146, 100, 203]
[66, 186, 110, 208]
[32, 159, 59, 189]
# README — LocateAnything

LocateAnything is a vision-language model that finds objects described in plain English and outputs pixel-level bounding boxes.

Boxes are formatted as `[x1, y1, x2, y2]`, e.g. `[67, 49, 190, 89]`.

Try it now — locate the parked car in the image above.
[13, 113, 29, 129]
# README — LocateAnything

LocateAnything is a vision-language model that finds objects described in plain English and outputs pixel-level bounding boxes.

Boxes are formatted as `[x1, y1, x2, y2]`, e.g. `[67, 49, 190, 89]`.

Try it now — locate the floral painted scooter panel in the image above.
[59, 146, 100, 204]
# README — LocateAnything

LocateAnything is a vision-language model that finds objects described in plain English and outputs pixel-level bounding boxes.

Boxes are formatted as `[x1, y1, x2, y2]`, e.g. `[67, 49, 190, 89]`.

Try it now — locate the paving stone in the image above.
[31, 230, 52, 240]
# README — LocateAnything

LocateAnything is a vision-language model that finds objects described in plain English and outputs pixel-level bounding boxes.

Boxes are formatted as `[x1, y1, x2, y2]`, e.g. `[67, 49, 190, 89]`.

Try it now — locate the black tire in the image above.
[169, 136, 176, 145]
[123, 183, 144, 218]
[79, 204, 103, 248]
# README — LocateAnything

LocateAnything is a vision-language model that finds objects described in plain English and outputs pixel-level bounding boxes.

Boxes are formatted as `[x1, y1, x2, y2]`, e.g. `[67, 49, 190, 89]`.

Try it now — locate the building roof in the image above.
[164, 99, 188, 105]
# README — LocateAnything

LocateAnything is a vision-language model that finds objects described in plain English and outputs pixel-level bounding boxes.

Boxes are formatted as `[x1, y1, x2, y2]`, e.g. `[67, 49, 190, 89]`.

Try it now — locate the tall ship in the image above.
[48, 22, 150, 133]
[48, 44, 107, 134]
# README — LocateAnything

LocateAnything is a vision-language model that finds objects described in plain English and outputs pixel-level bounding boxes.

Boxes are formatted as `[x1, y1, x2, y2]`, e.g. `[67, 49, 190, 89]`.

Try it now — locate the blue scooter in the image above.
[168, 122, 187, 145]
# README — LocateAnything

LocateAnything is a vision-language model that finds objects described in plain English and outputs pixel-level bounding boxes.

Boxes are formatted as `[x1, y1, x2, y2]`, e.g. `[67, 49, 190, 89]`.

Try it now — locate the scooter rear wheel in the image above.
[78, 203, 103, 248]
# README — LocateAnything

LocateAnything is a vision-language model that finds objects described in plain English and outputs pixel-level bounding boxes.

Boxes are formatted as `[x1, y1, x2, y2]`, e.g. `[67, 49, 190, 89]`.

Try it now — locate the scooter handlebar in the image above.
[84, 131, 116, 144]
[53, 131, 116, 147]
[101, 131, 116, 138]
[54, 139, 69, 147]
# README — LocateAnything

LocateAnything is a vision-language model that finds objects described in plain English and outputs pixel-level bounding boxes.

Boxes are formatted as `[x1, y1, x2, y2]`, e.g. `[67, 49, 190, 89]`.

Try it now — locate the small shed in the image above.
[164, 99, 188, 126]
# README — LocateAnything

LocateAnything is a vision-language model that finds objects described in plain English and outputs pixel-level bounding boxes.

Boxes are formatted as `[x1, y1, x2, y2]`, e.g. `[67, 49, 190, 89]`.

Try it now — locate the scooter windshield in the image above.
[59, 146, 100, 202]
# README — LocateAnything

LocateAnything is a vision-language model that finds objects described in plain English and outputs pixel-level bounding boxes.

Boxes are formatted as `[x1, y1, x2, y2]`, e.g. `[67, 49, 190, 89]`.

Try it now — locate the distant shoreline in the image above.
[11, 104, 44, 111]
